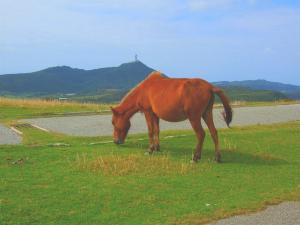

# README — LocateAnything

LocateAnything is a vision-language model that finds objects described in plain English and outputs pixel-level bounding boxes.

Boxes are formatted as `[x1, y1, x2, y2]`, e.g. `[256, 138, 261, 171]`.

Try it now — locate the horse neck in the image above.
[118, 88, 140, 119]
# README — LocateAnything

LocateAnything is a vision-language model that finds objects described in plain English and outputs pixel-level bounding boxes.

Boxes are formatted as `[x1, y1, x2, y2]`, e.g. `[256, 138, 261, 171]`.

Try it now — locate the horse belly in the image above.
[152, 102, 187, 122]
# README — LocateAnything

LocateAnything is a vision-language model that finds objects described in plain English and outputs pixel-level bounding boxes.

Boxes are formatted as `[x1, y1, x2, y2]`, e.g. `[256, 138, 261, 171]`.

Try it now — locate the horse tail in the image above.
[212, 87, 232, 127]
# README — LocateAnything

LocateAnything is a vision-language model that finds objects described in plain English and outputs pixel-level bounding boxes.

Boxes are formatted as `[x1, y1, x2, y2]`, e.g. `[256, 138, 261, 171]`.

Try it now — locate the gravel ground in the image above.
[206, 202, 300, 225]
[22, 104, 300, 137]
[0, 124, 22, 145]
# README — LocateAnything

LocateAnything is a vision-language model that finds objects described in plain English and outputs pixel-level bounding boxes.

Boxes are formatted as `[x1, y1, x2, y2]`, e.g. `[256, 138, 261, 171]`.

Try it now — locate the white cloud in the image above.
[263, 47, 274, 54]
[70, 0, 170, 10]
[0, 0, 299, 83]
[226, 7, 300, 32]
[247, 0, 257, 5]
[186, 0, 259, 11]
[187, 0, 234, 11]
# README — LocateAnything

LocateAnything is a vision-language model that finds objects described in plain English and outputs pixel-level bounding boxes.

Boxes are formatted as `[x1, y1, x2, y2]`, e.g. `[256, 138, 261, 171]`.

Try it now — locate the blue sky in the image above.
[0, 0, 299, 84]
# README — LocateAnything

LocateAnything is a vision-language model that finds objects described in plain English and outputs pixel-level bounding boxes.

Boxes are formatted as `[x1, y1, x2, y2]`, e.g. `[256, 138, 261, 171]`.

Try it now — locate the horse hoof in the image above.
[215, 158, 222, 163]
[190, 159, 198, 164]
[149, 145, 160, 152]
[144, 151, 152, 156]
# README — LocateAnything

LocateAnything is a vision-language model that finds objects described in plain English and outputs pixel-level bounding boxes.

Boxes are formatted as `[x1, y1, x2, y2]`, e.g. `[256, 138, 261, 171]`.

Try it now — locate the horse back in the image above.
[137, 75, 213, 121]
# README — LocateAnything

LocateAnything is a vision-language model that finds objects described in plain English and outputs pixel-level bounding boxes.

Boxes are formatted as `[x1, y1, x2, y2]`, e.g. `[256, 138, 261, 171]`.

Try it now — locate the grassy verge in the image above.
[215, 99, 300, 108]
[1, 122, 299, 225]
[234, 100, 300, 107]
[0, 97, 112, 123]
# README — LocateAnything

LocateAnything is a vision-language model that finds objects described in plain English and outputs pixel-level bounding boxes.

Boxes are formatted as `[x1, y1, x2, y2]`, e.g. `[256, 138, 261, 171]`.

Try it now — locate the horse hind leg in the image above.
[152, 114, 160, 151]
[203, 108, 221, 162]
[188, 117, 205, 162]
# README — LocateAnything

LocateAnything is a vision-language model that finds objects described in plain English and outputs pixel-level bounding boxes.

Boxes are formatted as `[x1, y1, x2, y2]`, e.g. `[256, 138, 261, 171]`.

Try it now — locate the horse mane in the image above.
[146, 71, 162, 79]
[120, 71, 162, 104]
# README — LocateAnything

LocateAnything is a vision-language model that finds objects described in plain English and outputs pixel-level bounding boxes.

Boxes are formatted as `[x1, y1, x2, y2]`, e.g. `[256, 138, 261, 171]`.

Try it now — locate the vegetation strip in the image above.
[88, 141, 114, 145]
[10, 126, 23, 135]
[31, 124, 50, 132]
[62, 135, 191, 146]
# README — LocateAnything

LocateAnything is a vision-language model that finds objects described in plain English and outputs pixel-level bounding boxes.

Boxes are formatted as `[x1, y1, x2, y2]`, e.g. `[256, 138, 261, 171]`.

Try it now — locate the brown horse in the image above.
[111, 71, 232, 162]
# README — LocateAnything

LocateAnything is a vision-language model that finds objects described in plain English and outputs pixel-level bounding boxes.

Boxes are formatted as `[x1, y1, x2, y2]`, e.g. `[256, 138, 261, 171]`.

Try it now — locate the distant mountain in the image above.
[213, 79, 300, 100]
[65, 87, 288, 103]
[0, 62, 298, 102]
[219, 86, 288, 102]
[0, 61, 154, 95]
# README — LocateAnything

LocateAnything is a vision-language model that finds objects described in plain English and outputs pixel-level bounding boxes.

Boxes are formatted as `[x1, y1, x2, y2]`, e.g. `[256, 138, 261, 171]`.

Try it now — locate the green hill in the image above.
[0, 61, 296, 102]
[214, 80, 300, 100]
[220, 86, 288, 102]
[61, 86, 287, 104]
[0, 61, 154, 95]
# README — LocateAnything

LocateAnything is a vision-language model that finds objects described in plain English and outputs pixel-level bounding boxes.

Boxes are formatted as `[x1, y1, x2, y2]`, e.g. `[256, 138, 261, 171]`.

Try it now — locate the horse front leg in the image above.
[189, 117, 206, 162]
[144, 111, 155, 153]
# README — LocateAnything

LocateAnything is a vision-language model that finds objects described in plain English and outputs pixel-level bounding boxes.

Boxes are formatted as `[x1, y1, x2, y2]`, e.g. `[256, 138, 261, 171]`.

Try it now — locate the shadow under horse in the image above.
[111, 71, 232, 163]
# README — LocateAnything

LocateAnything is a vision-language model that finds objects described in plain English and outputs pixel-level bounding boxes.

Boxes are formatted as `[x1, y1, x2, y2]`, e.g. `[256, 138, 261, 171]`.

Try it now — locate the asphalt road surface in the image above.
[0, 124, 22, 145]
[22, 104, 300, 137]
[206, 202, 300, 225]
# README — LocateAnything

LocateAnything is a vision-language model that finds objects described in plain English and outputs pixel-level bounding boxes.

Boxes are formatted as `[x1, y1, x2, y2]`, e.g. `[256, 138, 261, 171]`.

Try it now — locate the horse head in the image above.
[111, 107, 131, 145]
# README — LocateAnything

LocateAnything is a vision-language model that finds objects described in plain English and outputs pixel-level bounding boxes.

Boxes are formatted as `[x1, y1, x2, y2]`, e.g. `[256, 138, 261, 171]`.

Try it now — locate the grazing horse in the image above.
[111, 71, 232, 162]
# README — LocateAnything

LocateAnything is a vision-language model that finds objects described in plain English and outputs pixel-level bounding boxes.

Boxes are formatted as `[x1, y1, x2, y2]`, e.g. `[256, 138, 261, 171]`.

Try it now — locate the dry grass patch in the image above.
[0, 97, 102, 109]
[74, 153, 203, 176]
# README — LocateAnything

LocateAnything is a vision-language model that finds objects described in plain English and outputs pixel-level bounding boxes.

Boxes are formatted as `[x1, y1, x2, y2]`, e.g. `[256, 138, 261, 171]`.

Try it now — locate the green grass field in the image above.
[1, 121, 300, 224]
[1, 98, 300, 224]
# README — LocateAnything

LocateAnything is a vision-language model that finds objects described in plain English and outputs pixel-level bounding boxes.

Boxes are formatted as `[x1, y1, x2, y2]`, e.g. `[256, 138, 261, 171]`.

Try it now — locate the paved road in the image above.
[206, 202, 300, 225]
[1, 104, 300, 144]
[0, 124, 22, 145]
[22, 104, 300, 137]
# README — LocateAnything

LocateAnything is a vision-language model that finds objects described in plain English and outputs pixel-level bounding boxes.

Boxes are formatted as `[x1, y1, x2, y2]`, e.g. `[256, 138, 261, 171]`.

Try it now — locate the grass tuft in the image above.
[74, 153, 200, 176]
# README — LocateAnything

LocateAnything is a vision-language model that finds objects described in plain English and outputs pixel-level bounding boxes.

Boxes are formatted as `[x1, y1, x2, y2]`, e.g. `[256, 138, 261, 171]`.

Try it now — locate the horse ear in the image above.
[111, 107, 118, 115]
[111, 106, 124, 116]
[111, 107, 123, 115]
